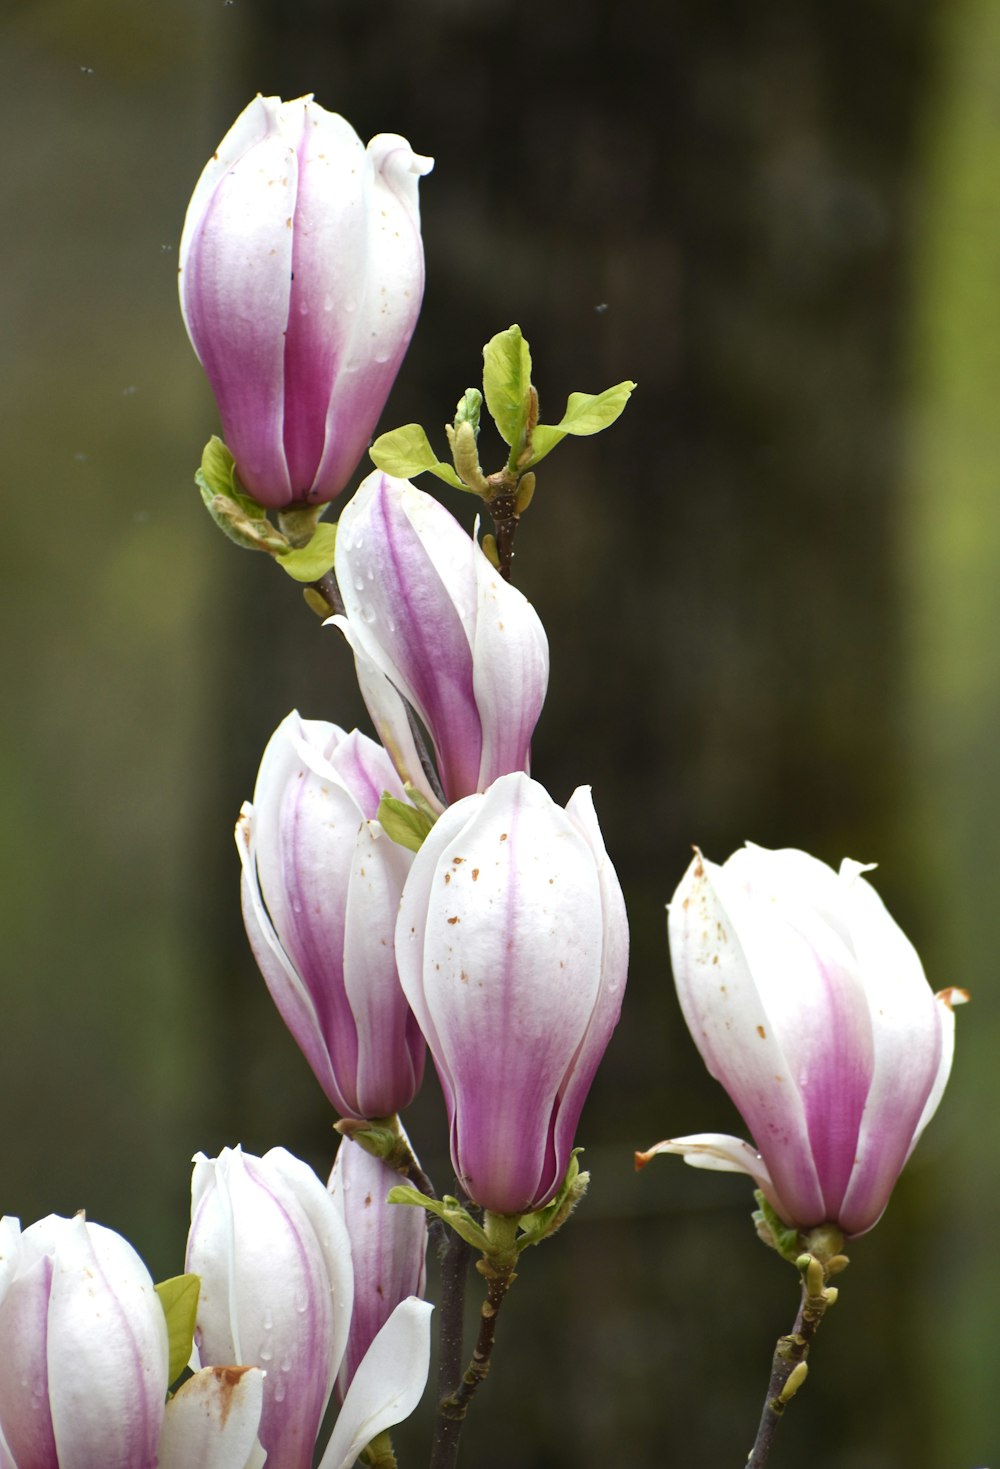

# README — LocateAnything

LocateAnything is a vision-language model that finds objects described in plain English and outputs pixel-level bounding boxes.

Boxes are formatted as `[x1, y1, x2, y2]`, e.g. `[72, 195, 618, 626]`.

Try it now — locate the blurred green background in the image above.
[2, 0, 998, 1464]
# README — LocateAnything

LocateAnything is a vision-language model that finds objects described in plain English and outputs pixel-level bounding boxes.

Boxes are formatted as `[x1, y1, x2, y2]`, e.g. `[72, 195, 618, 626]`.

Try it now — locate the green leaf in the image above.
[195, 436, 261, 519]
[453, 388, 483, 437]
[156, 1273, 200, 1387]
[194, 435, 289, 552]
[378, 793, 436, 852]
[516, 1150, 588, 1249]
[403, 783, 441, 824]
[387, 1187, 493, 1253]
[482, 325, 533, 450]
[525, 380, 637, 467]
[369, 424, 465, 490]
[275, 523, 338, 583]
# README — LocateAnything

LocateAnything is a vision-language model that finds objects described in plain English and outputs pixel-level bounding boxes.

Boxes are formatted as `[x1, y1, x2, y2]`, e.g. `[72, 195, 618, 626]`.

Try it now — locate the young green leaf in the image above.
[275, 523, 338, 582]
[378, 793, 436, 852]
[155, 1273, 201, 1388]
[453, 388, 484, 437]
[369, 424, 465, 490]
[482, 325, 533, 451]
[526, 380, 637, 467]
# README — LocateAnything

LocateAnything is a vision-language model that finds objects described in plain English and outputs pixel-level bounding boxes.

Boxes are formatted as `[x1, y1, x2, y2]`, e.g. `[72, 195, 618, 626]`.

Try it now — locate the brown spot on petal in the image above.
[500, 832, 508, 841]
[444, 872, 451, 884]
[447, 915, 460, 925]
[472, 869, 480, 880]
[937, 986, 971, 1008]
[208, 1366, 255, 1426]
[756, 1025, 766, 1039]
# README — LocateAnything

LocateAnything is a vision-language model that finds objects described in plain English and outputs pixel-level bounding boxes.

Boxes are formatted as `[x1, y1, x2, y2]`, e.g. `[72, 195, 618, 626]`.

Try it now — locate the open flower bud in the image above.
[395, 771, 628, 1214]
[328, 1139, 427, 1400]
[0, 1212, 169, 1469]
[236, 711, 425, 1120]
[179, 95, 432, 508]
[638, 845, 967, 1237]
[333, 473, 549, 808]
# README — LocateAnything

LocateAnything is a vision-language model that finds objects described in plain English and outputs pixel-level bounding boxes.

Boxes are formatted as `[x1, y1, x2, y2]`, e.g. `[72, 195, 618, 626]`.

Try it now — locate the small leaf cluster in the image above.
[370, 323, 635, 505]
[387, 1151, 589, 1266]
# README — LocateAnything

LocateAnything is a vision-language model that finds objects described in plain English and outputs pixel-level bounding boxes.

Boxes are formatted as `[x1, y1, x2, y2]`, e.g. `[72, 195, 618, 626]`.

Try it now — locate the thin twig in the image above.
[428, 1226, 475, 1469]
[746, 1255, 838, 1468]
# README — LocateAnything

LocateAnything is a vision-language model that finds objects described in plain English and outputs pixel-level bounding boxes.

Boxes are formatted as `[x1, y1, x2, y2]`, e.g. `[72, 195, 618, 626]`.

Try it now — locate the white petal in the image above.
[318, 1298, 433, 1469]
[636, 1133, 775, 1188]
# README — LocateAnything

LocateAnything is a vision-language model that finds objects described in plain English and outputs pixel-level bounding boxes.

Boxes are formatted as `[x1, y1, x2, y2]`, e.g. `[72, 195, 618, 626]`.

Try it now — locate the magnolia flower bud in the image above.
[186, 1146, 354, 1469]
[236, 711, 425, 1120]
[328, 1139, 427, 1400]
[187, 1147, 432, 1469]
[395, 772, 628, 1215]
[0, 1213, 169, 1469]
[638, 845, 967, 1237]
[179, 95, 432, 508]
[333, 473, 549, 808]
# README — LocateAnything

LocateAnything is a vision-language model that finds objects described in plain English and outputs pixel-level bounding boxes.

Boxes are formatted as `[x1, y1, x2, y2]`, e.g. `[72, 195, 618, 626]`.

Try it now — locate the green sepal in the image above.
[516, 1150, 589, 1250]
[275, 523, 338, 582]
[482, 325, 533, 455]
[194, 436, 288, 552]
[525, 380, 637, 468]
[387, 1187, 493, 1254]
[752, 1189, 803, 1265]
[369, 424, 465, 490]
[155, 1273, 200, 1388]
[377, 792, 436, 852]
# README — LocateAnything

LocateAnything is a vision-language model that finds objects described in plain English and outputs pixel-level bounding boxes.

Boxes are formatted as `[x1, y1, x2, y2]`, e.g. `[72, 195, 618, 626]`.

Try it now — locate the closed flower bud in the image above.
[333, 474, 549, 808]
[187, 1147, 432, 1469]
[186, 1146, 353, 1469]
[395, 772, 628, 1215]
[179, 95, 432, 508]
[236, 711, 425, 1120]
[0, 1212, 169, 1469]
[328, 1139, 427, 1400]
[638, 845, 967, 1236]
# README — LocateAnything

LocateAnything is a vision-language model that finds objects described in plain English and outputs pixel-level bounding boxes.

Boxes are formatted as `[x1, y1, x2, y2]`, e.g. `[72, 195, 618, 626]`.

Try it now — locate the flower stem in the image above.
[428, 1215, 519, 1469]
[745, 1253, 841, 1469]
[428, 1224, 474, 1469]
